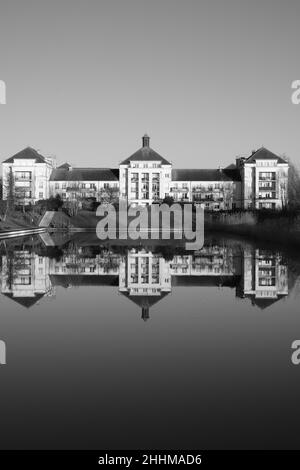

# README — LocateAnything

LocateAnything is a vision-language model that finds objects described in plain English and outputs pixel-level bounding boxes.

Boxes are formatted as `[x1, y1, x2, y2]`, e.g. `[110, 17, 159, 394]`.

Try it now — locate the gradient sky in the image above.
[0, 0, 300, 168]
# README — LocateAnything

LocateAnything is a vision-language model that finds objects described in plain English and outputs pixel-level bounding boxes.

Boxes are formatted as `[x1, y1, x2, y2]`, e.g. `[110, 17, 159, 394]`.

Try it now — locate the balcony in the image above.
[259, 176, 276, 181]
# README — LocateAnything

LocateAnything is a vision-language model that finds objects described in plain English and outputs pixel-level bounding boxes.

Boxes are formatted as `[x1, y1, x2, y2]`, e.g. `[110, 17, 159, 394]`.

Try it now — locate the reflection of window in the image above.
[15, 277, 31, 285]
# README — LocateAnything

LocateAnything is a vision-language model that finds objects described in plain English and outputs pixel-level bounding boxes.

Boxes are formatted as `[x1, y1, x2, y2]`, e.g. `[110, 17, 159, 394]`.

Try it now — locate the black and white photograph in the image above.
[1, 0, 300, 466]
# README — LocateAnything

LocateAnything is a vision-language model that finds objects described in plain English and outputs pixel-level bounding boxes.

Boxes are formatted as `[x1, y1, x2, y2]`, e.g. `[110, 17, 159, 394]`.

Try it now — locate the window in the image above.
[39, 192, 43, 199]
[104, 183, 109, 189]
[55, 183, 59, 189]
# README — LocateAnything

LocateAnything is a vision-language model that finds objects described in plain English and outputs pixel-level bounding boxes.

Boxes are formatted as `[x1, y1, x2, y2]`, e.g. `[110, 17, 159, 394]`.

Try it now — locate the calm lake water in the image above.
[0, 231, 300, 449]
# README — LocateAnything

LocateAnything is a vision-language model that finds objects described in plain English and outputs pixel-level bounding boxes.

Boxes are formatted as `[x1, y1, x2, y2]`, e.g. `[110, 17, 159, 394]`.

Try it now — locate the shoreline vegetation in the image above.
[1, 203, 300, 249]
[205, 210, 300, 248]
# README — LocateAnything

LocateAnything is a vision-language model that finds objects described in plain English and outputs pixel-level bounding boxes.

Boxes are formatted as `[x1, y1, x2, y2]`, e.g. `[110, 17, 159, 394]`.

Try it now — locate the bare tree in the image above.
[97, 186, 119, 204]
[287, 160, 300, 209]
[3, 167, 15, 220]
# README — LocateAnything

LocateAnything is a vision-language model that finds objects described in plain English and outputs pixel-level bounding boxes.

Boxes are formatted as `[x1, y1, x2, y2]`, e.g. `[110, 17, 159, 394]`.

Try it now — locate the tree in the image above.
[97, 186, 119, 204]
[287, 161, 300, 209]
[3, 167, 15, 220]
[162, 195, 175, 206]
[47, 194, 64, 211]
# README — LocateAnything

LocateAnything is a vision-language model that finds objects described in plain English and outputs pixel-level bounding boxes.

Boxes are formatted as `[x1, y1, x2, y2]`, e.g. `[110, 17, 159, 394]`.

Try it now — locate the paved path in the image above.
[39, 211, 55, 227]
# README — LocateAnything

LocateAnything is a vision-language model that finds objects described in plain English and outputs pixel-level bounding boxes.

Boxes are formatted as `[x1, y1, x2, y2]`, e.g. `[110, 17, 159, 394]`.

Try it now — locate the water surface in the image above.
[0, 232, 299, 449]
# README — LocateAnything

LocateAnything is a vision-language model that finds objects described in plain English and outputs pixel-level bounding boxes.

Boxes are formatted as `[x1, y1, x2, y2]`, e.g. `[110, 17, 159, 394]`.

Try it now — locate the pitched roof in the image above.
[121, 146, 171, 165]
[172, 168, 241, 182]
[245, 147, 287, 164]
[3, 147, 46, 164]
[58, 163, 72, 169]
[50, 167, 119, 182]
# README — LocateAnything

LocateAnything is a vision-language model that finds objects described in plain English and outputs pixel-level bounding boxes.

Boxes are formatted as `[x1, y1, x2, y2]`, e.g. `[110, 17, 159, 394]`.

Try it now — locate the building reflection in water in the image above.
[0, 234, 289, 320]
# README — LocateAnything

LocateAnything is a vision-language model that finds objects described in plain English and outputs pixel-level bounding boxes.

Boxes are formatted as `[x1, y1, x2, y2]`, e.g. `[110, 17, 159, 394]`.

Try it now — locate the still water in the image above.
[0, 231, 300, 449]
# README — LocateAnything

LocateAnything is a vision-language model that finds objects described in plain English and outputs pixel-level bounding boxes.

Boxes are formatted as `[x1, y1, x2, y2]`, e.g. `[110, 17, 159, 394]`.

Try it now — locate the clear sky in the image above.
[0, 0, 300, 168]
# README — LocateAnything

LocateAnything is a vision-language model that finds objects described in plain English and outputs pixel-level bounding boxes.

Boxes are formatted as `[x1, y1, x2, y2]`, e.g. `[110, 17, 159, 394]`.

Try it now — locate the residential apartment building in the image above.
[1, 136, 289, 209]
[2, 147, 55, 205]
[236, 148, 289, 209]
[49, 164, 119, 201]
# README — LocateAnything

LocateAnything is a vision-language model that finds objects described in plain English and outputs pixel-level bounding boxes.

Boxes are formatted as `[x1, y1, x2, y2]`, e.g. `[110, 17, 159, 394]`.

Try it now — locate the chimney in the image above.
[142, 134, 150, 148]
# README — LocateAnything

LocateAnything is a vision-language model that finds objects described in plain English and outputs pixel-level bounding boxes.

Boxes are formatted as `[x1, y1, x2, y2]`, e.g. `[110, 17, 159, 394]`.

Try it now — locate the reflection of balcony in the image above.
[259, 184, 276, 190]
[259, 176, 276, 181]
[15, 177, 32, 182]
[170, 187, 188, 192]
[258, 193, 276, 199]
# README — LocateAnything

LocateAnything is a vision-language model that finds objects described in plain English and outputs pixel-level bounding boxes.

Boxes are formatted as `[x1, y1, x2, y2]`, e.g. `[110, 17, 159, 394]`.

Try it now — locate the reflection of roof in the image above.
[172, 168, 241, 182]
[50, 167, 119, 181]
[120, 291, 169, 321]
[250, 295, 285, 310]
[2, 293, 45, 308]
[3, 147, 46, 164]
[245, 147, 287, 164]
[49, 275, 119, 287]
[121, 147, 171, 165]
[172, 275, 240, 287]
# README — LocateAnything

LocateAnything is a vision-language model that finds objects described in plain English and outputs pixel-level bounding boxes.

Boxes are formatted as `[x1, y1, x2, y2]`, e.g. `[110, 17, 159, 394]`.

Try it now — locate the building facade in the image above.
[1, 136, 289, 210]
[2, 147, 55, 205]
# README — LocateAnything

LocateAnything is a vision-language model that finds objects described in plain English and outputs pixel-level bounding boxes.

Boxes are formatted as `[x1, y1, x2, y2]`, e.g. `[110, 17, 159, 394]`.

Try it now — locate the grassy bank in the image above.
[0, 211, 40, 232]
[52, 208, 300, 250]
